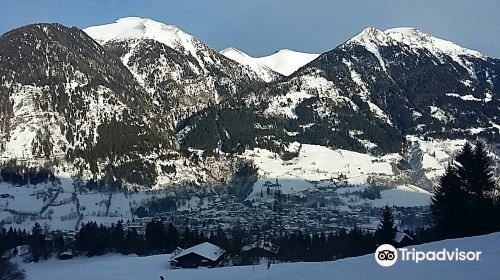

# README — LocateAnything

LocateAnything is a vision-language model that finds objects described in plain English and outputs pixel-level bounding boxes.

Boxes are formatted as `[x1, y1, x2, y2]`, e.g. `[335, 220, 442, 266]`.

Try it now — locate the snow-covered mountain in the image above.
[84, 17, 264, 127]
[256, 49, 320, 76]
[346, 26, 490, 79]
[252, 26, 499, 151]
[221, 47, 319, 77]
[221, 47, 280, 82]
[385, 27, 486, 75]
[0, 21, 252, 190]
[0, 23, 177, 179]
[0, 19, 499, 231]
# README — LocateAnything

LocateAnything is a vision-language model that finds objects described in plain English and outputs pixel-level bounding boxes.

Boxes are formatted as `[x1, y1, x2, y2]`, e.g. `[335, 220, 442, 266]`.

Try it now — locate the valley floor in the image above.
[18, 232, 500, 280]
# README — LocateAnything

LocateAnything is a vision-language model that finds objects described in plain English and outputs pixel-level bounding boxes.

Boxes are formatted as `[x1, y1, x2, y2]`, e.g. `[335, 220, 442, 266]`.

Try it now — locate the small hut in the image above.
[169, 242, 225, 268]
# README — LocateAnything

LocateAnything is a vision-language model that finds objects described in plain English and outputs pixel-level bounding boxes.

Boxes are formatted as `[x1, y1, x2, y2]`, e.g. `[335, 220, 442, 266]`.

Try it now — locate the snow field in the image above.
[19, 232, 500, 280]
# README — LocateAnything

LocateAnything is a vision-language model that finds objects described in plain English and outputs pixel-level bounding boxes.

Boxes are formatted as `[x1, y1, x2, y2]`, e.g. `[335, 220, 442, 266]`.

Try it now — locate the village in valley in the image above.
[1, 175, 427, 268]
[127, 180, 429, 239]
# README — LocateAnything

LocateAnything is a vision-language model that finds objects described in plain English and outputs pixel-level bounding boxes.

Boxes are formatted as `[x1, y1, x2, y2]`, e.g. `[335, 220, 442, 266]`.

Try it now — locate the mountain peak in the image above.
[221, 47, 319, 78]
[84, 17, 211, 70]
[221, 47, 278, 82]
[84, 17, 188, 47]
[255, 49, 320, 76]
[384, 27, 485, 59]
[221, 47, 249, 57]
[115, 16, 154, 23]
[348, 26, 392, 46]
[344, 26, 488, 76]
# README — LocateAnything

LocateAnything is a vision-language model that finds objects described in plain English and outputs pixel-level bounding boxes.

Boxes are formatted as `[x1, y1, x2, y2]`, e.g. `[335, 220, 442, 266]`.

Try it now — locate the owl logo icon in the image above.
[375, 244, 398, 267]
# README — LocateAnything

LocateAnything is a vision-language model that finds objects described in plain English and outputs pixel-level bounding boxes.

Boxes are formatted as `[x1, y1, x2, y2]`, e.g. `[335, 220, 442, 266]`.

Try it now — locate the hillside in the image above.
[1, 19, 500, 232]
[17, 232, 500, 280]
[84, 17, 264, 128]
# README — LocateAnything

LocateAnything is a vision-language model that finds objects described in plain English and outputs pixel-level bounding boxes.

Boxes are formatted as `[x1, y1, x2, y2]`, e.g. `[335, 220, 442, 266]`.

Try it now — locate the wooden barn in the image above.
[169, 242, 225, 269]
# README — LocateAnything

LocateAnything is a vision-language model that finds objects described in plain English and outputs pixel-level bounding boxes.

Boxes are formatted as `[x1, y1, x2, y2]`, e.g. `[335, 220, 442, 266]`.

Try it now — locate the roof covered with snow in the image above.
[241, 240, 279, 254]
[170, 242, 225, 261]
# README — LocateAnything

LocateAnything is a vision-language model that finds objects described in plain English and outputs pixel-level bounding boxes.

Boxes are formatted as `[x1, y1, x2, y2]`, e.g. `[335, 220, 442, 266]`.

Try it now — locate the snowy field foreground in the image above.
[19, 232, 500, 280]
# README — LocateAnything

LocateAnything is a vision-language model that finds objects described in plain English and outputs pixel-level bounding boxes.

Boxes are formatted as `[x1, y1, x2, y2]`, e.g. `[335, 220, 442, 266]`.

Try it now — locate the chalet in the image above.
[238, 240, 279, 265]
[170, 242, 225, 269]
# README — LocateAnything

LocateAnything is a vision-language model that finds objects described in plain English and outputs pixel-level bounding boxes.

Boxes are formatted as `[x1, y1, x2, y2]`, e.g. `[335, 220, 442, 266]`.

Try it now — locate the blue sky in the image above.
[1, 0, 499, 57]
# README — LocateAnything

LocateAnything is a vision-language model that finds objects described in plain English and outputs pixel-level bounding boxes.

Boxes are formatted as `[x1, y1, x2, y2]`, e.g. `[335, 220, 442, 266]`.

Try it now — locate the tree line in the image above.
[0, 206, 415, 265]
[0, 162, 56, 186]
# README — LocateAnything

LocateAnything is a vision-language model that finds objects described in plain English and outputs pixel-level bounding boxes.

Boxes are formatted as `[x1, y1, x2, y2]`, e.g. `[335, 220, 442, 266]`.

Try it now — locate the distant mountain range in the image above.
[221, 47, 319, 80]
[0, 17, 498, 190]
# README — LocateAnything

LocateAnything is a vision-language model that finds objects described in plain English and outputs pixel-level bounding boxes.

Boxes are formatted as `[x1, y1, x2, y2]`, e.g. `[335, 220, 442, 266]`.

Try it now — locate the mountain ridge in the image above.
[221, 47, 320, 77]
[0, 18, 498, 191]
[0, 19, 499, 233]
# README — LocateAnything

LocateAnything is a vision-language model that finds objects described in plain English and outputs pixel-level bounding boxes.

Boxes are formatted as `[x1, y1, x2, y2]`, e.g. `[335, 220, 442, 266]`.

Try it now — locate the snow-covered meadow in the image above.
[244, 144, 431, 208]
[18, 232, 500, 280]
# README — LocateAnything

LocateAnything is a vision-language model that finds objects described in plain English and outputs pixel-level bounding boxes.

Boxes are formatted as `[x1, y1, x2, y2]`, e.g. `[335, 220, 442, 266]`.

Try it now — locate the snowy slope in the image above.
[221, 47, 279, 82]
[255, 49, 320, 76]
[84, 17, 262, 128]
[347, 27, 392, 72]
[221, 47, 319, 78]
[84, 17, 207, 68]
[346, 26, 491, 79]
[243, 144, 431, 208]
[385, 27, 486, 76]
[19, 232, 500, 280]
[84, 17, 259, 80]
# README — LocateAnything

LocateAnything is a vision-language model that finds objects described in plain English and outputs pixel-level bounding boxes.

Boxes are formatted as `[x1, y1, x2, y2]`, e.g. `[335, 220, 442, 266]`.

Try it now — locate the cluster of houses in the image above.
[169, 240, 279, 269]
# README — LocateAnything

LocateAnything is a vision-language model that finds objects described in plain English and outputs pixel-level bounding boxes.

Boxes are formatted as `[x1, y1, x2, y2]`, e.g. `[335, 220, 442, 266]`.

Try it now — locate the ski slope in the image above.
[19, 232, 500, 280]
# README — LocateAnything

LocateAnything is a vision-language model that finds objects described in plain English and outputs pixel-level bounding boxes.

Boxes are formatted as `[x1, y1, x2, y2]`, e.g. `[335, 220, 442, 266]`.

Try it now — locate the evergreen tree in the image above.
[74, 222, 109, 257]
[110, 221, 125, 253]
[29, 223, 45, 262]
[467, 141, 497, 235]
[124, 228, 145, 255]
[431, 141, 499, 238]
[376, 206, 397, 245]
[164, 223, 179, 252]
[145, 220, 165, 252]
[431, 165, 465, 238]
[470, 141, 496, 198]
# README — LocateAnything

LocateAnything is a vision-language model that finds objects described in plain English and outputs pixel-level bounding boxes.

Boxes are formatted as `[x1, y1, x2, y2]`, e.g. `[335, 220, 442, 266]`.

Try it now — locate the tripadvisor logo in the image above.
[375, 244, 482, 267]
[375, 244, 398, 267]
